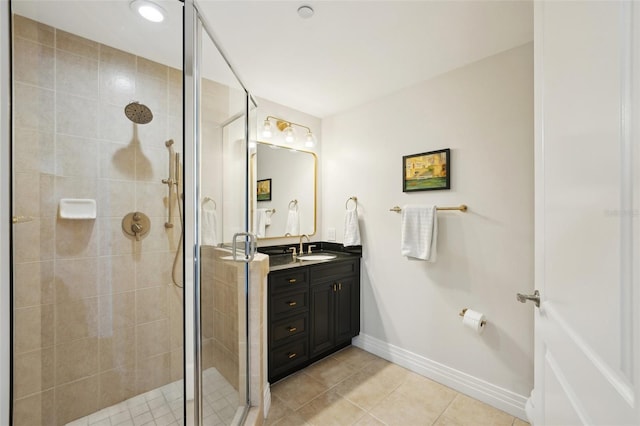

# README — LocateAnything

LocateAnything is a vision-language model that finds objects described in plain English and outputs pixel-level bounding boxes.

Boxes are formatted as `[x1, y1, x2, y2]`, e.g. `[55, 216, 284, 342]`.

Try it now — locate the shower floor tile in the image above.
[66, 368, 240, 426]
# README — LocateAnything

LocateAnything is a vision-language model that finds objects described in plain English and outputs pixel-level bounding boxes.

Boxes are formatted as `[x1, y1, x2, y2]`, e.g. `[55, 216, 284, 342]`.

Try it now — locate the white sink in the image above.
[297, 254, 337, 261]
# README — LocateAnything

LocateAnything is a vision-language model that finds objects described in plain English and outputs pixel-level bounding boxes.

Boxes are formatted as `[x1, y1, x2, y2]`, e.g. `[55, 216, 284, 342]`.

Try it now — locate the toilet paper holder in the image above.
[459, 308, 487, 327]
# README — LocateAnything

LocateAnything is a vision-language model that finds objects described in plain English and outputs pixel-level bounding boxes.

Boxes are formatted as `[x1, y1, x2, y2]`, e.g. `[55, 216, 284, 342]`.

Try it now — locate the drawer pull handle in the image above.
[288, 278, 297, 284]
[338, 282, 342, 291]
[288, 327, 297, 333]
[288, 301, 297, 307]
[288, 353, 297, 359]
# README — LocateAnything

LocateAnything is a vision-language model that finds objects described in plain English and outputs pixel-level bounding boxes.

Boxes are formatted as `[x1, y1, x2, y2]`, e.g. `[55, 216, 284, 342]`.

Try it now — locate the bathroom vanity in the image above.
[262, 243, 361, 382]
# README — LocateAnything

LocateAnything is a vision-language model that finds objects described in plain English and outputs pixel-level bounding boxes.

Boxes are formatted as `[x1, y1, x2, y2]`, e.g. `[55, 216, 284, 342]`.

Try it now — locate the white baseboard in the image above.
[353, 333, 529, 421]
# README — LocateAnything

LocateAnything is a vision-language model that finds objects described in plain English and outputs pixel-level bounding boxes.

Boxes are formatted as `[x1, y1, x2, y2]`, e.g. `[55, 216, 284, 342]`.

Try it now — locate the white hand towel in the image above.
[202, 207, 218, 246]
[265, 211, 272, 226]
[254, 209, 268, 238]
[285, 210, 300, 236]
[400, 205, 438, 261]
[343, 208, 361, 246]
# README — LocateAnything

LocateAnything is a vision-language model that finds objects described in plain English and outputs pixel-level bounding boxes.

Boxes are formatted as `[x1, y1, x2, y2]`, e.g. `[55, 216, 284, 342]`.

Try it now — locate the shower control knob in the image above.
[122, 211, 150, 241]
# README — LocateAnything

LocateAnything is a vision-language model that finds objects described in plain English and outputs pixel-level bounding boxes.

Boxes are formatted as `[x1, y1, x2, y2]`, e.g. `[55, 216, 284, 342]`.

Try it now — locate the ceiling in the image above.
[12, 0, 533, 118]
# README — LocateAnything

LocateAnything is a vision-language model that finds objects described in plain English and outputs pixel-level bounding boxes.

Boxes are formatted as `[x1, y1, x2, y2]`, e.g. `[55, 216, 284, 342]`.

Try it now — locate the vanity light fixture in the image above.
[261, 115, 316, 147]
[130, 0, 166, 23]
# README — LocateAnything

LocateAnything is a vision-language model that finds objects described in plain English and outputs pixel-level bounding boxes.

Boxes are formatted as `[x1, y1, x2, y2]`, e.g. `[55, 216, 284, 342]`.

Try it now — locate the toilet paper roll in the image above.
[462, 309, 486, 334]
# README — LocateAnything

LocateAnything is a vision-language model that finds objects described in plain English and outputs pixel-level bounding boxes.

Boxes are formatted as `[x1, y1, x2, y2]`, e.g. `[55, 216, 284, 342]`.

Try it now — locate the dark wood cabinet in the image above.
[268, 257, 360, 383]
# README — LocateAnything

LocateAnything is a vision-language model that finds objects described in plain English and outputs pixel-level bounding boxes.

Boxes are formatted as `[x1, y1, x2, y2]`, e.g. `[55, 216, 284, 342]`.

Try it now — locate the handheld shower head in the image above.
[124, 101, 153, 124]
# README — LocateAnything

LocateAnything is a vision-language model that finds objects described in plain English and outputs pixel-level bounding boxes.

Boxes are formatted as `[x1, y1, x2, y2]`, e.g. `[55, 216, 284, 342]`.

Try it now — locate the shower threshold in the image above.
[66, 368, 240, 426]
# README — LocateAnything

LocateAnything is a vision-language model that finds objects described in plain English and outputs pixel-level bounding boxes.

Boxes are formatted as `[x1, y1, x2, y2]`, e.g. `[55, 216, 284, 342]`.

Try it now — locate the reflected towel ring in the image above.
[202, 197, 216, 210]
[288, 199, 298, 211]
[345, 196, 358, 210]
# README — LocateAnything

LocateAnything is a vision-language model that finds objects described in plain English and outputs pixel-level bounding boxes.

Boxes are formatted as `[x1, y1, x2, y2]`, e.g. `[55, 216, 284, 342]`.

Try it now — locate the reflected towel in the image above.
[202, 207, 218, 246]
[285, 209, 300, 236]
[254, 209, 268, 238]
[400, 205, 437, 261]
[343, 208, 361, 246]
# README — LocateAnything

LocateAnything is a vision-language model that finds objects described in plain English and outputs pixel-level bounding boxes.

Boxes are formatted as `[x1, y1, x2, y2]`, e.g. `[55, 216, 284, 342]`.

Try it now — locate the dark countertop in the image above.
[259, 242, 362, 272]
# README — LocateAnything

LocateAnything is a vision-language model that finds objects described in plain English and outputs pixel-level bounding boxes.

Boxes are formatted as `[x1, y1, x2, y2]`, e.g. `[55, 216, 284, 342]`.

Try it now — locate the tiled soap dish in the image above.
[59, 198, 97, 219]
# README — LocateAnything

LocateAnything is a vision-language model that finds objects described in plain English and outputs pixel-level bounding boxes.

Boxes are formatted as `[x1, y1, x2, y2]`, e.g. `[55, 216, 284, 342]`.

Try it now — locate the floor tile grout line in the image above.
[429, 392, 459, 426]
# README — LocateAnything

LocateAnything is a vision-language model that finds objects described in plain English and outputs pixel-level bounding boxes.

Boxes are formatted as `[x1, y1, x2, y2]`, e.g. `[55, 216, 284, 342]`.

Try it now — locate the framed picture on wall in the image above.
[402, 148, 450, 192]
[257, 178, 272, 201]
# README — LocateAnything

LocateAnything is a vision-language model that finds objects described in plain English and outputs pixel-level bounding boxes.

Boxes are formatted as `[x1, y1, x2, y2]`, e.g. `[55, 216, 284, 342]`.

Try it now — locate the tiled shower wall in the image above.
[12, 15, 184, 425]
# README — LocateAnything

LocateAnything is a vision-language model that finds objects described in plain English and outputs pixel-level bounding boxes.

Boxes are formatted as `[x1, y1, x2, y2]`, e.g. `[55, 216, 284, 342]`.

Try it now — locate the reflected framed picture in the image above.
[402, 148, 450, 192]
[257, 178, 272, 201]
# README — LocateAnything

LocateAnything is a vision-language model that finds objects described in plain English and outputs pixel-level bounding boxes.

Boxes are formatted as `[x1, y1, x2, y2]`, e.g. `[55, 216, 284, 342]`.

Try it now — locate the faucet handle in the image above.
[307, 245, 316, 254]
[288, 247, 297, 257]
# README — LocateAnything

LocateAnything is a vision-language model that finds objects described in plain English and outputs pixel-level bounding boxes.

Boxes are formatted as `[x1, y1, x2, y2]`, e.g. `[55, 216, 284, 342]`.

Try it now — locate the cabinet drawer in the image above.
[271, 314, 307, 346]
[310, 259, 358, 282]
[270, 269, 308, 294]
[271, 290, 308, 318]
[270, 338, 308, 376]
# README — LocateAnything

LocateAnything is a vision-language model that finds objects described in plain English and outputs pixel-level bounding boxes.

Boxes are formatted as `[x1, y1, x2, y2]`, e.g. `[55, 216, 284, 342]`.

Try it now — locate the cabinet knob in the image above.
[288, 326, 297, 333]
[288, 278, 297, 284]
[288, 301, 297, 307]
[288, 353, 297, 359]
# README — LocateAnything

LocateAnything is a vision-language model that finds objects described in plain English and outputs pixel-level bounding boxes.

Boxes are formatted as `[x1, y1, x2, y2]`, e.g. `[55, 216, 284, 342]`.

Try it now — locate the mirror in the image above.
[251, 142, 317, 239]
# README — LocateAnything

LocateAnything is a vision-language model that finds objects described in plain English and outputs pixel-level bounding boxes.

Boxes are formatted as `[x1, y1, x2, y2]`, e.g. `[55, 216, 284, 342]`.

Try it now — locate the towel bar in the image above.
[389, 204, 467, 213]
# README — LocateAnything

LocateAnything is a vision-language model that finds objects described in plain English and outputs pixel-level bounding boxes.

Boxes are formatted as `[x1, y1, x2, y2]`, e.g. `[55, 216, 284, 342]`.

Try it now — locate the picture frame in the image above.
[257, 178, 272, 201]
[402, 148, 450, 192]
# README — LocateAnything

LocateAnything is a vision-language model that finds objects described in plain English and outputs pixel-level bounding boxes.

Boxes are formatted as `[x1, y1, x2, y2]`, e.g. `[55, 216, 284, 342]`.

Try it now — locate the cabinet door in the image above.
[310, 283, 334, 356]
[334, 276, 356, 344]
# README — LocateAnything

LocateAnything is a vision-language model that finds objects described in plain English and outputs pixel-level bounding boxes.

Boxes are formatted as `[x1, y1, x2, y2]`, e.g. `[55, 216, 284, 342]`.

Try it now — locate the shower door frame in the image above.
[184, 1, 256, 424]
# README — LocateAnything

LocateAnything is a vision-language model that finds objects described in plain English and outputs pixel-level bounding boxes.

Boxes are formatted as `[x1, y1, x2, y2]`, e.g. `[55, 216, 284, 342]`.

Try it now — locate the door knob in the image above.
[517, 290, 540, 307]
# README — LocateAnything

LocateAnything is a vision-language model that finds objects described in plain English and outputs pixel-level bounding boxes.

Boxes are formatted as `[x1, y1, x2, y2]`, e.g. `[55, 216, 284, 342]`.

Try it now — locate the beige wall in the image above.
[11, 15, 183, 425]
[321, 43, 534, 414]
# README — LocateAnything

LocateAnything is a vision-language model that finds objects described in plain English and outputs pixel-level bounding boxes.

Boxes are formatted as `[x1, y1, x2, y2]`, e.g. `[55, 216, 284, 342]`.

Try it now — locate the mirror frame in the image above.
[251, 141, 318, 239]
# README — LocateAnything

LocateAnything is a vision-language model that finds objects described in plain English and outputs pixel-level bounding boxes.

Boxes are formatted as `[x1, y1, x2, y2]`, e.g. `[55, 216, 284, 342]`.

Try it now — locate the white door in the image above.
[530, 1, 640, 425]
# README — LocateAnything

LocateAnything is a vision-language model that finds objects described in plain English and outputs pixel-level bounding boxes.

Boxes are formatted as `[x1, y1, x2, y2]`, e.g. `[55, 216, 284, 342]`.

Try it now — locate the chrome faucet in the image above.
[299, 234, 310, 255]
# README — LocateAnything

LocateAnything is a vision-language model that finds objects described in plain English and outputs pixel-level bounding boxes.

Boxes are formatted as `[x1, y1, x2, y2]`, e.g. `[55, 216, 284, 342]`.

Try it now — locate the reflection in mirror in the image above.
[252, 142, 316, 238]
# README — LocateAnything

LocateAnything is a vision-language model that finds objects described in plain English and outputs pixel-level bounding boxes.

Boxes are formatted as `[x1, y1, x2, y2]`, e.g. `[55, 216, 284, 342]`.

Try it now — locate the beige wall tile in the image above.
[54, 175, 98, 210]
[98, 366, 137, 408]
[14, 172, 41, 218]
[99, 45, 136, 106]
[98, 179, 136, 218]
[135, 181, 166, 218]
[56, 134, 99, 178]
[55, 297, 99, 344]
[99, 291, 136, 334]
[12, 128, 55, 174]
[98, 217, 136, 257]
[136, 352, 171, 394]
[98, 139, 136, 179]
[13, 260, 54, 308]
[39, 173, 56, 219]
[13, 304, 54, 354]
[13, 347, 55, 398]
[55, 337, 99, 385]
[137, 57, 168, 81]
[14, 83, 54, 133]
[136, 319, 170, 360]
[98, 255, 135, 295]
[13, 389, 55, 426]
[136, 114, 169, 150]
[13, 37, 55, 89]
[55, 218, 98, 259]
[170, 348, 183, 383]
[168, 287, 183, 350]
[56, 29, 99, 60]
[98, 326, 135, 370]
[56, 49, 99, 99]
[56, 92, 99, 138]
[55, 375, 100, 425]
[13, 15, 54, 46]
[136, 74, 168, 117]
[13, 217, 55, 263]
[135, 146, 168, 183]
[135, 252, 172, 289]
[55, 257, 99, 302]
[136, 285, 168, 324]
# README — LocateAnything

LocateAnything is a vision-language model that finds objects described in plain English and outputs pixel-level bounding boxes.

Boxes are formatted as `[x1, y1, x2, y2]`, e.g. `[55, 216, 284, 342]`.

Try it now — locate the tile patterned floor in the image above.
[66, 368, 240, 426]
[266, 346, 530, 426]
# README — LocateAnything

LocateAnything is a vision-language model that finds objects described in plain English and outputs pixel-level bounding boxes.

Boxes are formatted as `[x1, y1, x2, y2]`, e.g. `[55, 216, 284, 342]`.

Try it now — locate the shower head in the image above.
[124, 101, 153, 124]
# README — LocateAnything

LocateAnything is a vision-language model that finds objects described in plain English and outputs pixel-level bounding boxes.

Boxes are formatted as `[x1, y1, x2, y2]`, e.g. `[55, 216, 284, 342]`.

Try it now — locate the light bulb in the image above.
[130, 0, 166, 22]
[262, 119, 272, 138]
[305, 131, 316, 147]
[283, 125, 295, 143]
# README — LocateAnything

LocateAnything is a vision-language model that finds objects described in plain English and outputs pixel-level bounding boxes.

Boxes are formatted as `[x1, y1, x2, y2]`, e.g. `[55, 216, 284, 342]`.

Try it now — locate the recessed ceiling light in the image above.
[130, 0, 166, 23]
[297, 5, 314, 19]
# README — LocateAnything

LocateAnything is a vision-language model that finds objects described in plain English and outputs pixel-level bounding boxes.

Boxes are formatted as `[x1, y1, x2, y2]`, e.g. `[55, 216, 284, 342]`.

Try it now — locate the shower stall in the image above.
[7, 0, 257, 424]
